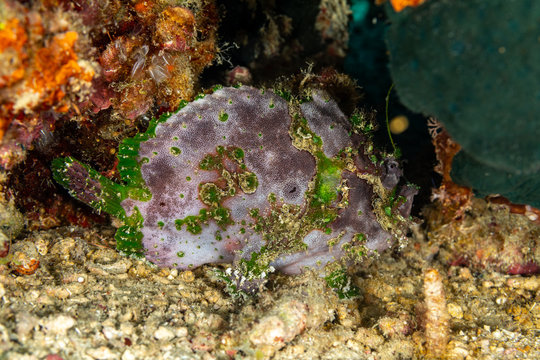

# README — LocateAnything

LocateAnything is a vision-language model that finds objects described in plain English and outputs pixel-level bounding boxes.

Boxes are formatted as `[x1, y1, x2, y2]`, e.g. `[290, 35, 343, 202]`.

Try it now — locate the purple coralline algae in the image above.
[52, 84, 416, 293]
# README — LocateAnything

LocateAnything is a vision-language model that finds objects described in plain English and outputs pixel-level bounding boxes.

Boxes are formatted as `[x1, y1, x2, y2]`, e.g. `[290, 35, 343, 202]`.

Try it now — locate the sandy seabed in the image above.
[0, 221, 539, 360]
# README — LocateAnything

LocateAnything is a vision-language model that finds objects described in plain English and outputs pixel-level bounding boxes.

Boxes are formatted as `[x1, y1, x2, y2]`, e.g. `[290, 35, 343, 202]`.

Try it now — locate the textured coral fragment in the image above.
[93, 1, 217, 120]
[155, 7, 195, 51]
[430, 121, 472, 221]
[423, 268, 449, 358]
[425, 198, 540, 275]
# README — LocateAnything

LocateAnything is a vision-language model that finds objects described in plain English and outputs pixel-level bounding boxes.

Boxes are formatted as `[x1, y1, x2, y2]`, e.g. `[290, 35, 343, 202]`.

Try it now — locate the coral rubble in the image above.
[424, 197, 540, 275]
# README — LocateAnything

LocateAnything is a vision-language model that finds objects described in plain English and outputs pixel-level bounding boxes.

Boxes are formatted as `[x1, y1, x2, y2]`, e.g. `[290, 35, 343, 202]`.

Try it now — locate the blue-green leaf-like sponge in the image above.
[386, 0, 540, 207]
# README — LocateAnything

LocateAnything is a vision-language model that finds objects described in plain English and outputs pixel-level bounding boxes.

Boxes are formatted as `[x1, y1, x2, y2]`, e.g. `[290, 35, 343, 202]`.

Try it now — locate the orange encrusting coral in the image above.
[0, 18, 28, 88]
[29, 31, 94, 111]
[0, 18, 29, 141]
[134, 0, 154, 14]
[1, 8, 97, 126]
[390, 0, 427, 12]
[0, 20, 95, 145]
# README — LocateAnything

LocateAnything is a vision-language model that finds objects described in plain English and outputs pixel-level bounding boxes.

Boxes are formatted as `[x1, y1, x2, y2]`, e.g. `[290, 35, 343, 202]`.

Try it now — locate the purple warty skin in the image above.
[116, 86, 417, 273]
[53, 85, 417, 277]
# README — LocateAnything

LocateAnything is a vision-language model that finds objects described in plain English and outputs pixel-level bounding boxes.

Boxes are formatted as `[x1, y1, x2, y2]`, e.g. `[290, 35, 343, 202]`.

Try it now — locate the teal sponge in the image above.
[386, 0, 540, 207]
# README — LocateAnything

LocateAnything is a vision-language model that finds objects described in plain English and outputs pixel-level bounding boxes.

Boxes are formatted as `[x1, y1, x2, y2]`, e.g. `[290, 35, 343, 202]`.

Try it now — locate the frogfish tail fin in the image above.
[51, 157, 127, 220]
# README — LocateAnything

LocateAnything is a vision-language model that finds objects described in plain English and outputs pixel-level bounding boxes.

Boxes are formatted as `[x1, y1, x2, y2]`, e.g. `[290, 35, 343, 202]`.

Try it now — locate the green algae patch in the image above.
[175, 214, 204, 235]
[215, 246, 277, 300]
[341, 232, 369, 262]
[312, 152, 344, 206]
[199, 154, 221, 171]
[232, 147, 244, 160]
[175, 145, 258, 234]
[197, 146, 256, 197]
[324, 268, 360, 299]
[238, 172, 258, 194]
[218, 109, 229, 122]
[115, 207, 145, 256]
[199, 183, 224, 206]
[174, 207, 233, 234]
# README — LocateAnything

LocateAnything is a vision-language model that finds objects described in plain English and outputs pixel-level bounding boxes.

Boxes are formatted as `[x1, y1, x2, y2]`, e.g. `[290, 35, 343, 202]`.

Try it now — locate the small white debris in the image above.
[87, 346, 117, 359]
[154, 326, 175, 341]
[175, 326, 189, 338]
[102, 326, 121, 340]
[122, 349, 137, 360]
[43, 315, 76, 335]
